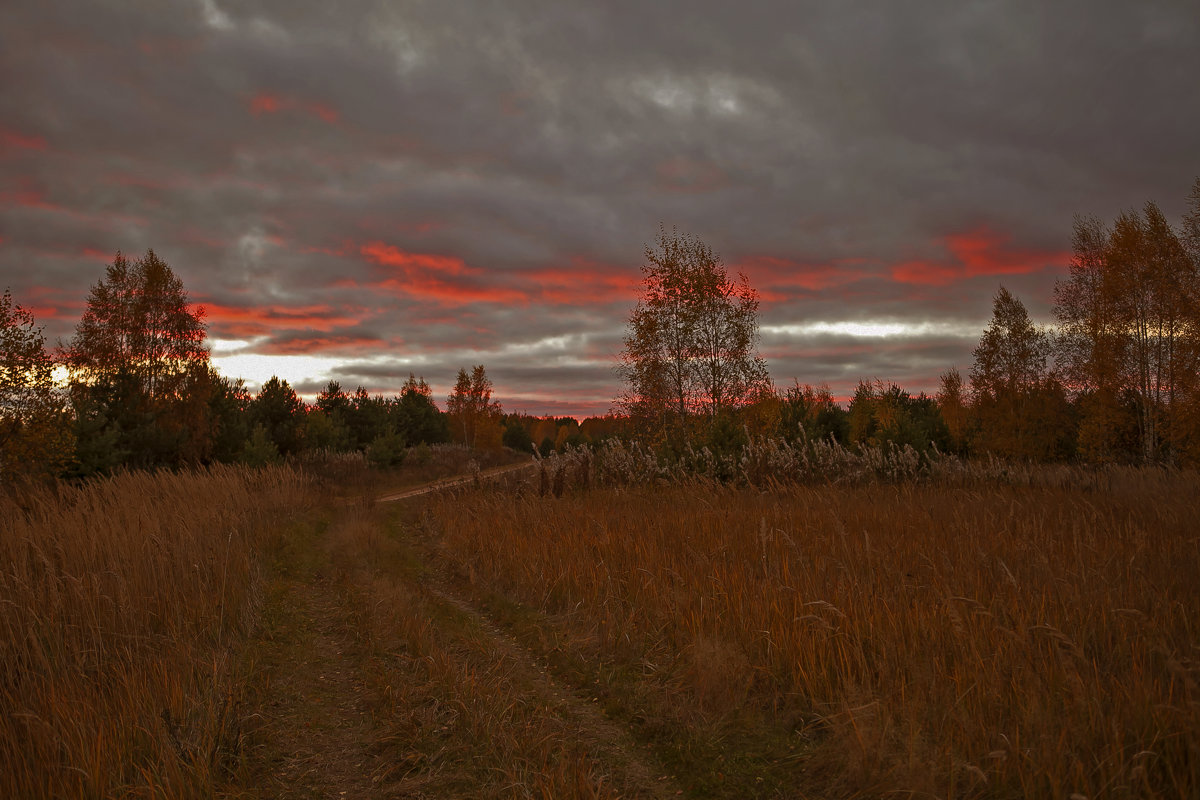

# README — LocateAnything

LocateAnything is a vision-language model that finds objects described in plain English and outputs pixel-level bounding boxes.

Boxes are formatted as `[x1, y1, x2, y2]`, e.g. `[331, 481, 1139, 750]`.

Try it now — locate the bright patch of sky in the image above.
[197, 0, 233, 31]
[210, 340, 346, 395]
[762, 321, 980, 339]
[630, 72, 763, 117]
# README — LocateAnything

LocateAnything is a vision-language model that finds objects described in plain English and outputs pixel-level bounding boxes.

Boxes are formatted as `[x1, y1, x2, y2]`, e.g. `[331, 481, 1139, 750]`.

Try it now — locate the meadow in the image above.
[430, 459, 1200, 798]
[2, 450, 1198, 798]
[0, 466, 307, 798]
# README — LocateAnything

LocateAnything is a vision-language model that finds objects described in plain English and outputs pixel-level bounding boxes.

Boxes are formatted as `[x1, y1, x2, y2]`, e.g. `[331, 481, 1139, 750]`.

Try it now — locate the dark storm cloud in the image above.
[3, 0, 1198, 414]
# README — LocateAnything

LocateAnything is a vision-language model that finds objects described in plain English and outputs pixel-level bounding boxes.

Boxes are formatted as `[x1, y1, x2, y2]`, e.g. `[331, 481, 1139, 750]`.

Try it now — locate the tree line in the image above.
[1, 250, 558, 481]
[619, 181, 1200, 466]
[3, 179, 1199, 481]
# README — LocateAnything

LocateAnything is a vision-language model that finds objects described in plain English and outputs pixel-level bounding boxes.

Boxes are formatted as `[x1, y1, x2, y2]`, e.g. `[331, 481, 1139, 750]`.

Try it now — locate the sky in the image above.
[2, 1, 1198, 417]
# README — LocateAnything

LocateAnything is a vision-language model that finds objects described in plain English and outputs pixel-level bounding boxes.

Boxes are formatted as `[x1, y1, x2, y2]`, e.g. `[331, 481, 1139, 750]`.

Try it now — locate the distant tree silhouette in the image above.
[777, 382, 847, 446]
[847, 380, 948, 454]
[307, 380, 353, 451]
[935, 368, 969, 455]
[396, 374, 449, 446]
[502, 416, 534, 452]
[65, 250, 207, 399]
[63, 251, 210, 470]
[207, 373, 252, 463]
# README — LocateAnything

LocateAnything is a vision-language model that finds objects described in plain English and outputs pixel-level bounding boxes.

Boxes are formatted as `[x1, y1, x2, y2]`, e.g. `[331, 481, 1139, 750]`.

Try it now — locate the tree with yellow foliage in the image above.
[1055, 187, 1200, 464]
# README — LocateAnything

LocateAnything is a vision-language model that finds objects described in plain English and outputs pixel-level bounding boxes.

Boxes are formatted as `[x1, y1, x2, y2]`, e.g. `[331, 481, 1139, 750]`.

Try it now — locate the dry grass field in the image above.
[3, 458, 1197, 798]
[0, 466, 307, 799]
[429, 466, 1200, 798]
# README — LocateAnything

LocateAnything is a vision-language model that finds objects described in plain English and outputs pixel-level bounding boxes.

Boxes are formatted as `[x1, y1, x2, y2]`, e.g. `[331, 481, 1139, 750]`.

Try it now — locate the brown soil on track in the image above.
[244, 575, 385, 799]
[424, 581, 685, 799]
[376, 462, 536, 504]
[237, 470, 683, 799]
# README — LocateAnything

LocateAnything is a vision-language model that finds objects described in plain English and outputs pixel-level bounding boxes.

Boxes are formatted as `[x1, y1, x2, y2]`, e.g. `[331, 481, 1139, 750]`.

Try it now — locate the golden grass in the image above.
[429, 467, 1200, 798]
[314, 501, 644, 798]
[0, 465, 307, 799]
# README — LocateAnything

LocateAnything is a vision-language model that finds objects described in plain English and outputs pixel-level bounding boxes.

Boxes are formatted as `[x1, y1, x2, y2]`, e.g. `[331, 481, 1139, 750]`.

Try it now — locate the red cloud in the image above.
[248, 92, 340, 124]
[0, 127, 48, 156]
[372, 277, 526, 306]
[0, 177, 56, 210]
[109, 172, 177, 191]
[360, 242, 466, 274]
[178, 227, 227, 251]
[357, 241, 525, 306]
[298, 243, 349, 257]
[352, 216, 443, 236]
[738, 255, 872, 299]
[892, 227, 1069, 286]
[258, 334, 385, 355]
[249, 93, 283, 114]
[204, 303, 363, 338]
[521, 257, 640, 305]
[655, 157, 727, 194]
[308, 103, 340, 124]
[4, 286, 83, 324]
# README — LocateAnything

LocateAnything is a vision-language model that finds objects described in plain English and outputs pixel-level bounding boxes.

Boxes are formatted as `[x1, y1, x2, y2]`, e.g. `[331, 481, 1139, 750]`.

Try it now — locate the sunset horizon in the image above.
[4, 1, 1198, 416]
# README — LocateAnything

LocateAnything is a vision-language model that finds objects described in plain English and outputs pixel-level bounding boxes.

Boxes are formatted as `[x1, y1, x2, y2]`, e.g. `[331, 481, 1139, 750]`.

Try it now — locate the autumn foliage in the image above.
[1055, 186, 1200, 464]
[619, 226, 770, 443]
[4, 182, 1200, 478]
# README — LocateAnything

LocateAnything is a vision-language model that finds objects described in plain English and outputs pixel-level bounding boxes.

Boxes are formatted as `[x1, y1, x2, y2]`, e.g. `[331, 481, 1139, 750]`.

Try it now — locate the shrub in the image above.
[241, 423, 281, 467]
[367, 431, 406, 468]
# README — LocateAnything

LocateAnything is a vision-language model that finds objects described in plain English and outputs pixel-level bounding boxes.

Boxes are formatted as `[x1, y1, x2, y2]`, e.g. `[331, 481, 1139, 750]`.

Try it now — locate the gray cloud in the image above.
[3, 0, 1198, 413]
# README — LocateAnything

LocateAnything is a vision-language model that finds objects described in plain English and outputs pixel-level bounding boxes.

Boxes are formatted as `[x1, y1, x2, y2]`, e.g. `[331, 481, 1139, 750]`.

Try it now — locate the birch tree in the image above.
[65, 250, 208, 399]
[1054, 193, 1200, 463]
[619, 227, 769, 434]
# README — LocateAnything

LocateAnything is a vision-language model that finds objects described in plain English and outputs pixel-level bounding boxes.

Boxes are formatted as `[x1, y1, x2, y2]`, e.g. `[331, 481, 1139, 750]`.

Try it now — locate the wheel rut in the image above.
[241, 471, 685, 799]
[424, 581, 685, 799]
[246, 574, 384, 799]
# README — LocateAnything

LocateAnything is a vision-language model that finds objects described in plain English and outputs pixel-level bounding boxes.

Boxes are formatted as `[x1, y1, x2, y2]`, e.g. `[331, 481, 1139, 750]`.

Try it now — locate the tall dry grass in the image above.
[431, 467, 1200, 797]
[0, 465, 307, 799]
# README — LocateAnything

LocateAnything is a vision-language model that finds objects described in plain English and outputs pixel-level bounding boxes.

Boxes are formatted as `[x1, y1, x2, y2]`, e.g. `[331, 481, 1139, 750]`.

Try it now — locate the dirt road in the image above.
[376, 461, 537, 503]
[238, 467, 682, 799]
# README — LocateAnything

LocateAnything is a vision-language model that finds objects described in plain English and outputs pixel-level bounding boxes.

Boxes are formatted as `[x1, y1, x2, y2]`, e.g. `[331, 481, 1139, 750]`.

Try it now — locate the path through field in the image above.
[375, 462, 537, 503]
[237, 467, 683, 799]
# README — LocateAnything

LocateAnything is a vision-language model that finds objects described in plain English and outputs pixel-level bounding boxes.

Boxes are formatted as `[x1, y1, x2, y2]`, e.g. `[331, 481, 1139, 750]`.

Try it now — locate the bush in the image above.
[367, 431, 406, 468]
[410, 442, 432, 466]
[241, 423, 281, 467]
[502, 420, 534, 453]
